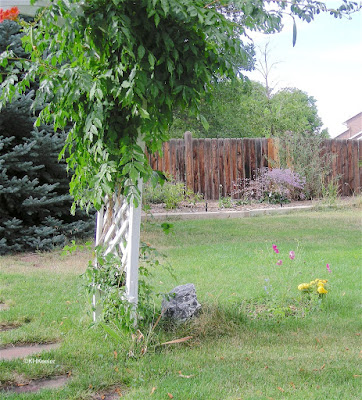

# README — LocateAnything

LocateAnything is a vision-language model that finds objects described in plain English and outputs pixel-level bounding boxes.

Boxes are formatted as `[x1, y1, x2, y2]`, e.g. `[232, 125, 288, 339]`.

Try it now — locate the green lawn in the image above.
[0, 207, 361, 399]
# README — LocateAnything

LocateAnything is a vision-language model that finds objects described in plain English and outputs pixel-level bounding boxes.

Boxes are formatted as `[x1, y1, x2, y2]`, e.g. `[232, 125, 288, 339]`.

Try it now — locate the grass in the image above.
[0, 207, 361, 399]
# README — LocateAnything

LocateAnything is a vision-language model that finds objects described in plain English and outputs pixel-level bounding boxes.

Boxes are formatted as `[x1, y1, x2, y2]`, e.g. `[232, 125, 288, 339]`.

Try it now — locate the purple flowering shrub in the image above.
[232, 168, 306, 204]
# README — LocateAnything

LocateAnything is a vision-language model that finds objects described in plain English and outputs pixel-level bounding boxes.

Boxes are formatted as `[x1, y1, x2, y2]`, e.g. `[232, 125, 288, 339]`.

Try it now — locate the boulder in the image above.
[162, 283, 201, 322]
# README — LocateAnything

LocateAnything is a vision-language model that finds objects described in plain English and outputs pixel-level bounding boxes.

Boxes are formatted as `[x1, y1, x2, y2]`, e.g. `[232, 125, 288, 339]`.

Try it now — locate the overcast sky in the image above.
[245, 3, 362, 137]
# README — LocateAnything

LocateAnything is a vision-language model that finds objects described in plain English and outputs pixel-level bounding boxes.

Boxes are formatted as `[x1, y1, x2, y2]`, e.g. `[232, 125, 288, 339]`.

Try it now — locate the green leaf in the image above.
[200, 114, 209, 131]
[154, 12, 160, 27]
[148, 53, 155, 69]
[138, 45, 145, 60]
[161, 222, 173, 235]
[99, 322, 124, 342]
[121, 80, 131, 88]
[161, 0, 169, 15]
[129, 166, 139, 183]
[90, 124, 98, 135]
[167, 59, 174, 74]
[94, 118, 102, 129]
[139, 108, 150, 119]
[96, 88, 104, 100]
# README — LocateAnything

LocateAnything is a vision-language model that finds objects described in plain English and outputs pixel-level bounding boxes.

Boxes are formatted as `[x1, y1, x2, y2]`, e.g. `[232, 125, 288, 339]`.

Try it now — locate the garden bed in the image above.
[144, 196, 360, 216]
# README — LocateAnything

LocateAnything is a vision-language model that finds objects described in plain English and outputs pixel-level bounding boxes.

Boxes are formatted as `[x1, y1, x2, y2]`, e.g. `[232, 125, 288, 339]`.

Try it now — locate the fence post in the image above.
[353, 140, 360, 193]
[267, 137, 280, 168]
[185, 131, 194, 191]
[92, 136, 144, 325]
[92, 206, 104, 322]
[125, 181, 143, 310]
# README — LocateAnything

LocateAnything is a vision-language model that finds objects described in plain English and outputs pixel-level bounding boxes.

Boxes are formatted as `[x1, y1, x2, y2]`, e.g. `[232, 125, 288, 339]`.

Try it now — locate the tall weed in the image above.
[277, 132, 334, 199]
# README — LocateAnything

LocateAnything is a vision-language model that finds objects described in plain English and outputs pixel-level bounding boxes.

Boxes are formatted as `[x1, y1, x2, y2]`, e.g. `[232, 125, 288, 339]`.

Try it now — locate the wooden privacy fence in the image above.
[146, 132, 361, 199]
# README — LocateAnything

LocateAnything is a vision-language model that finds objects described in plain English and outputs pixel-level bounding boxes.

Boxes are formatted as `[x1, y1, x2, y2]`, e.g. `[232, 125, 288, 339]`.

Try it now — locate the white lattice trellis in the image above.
[92, 184, 143, 322]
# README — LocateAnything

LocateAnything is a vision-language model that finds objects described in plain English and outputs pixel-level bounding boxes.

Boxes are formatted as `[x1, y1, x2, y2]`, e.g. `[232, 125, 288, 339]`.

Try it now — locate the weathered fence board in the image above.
[232, 140, 237, 191]
[340, 140, 348, 196]
[211, 138, 219, 200]
[198, 139, 205, 196]
[244, 138, 250, 180]
[193, 139, 200, 194]
[331, 140, 338, 183]
[236, 139, 244, 185]
[169, 139, 177, 179]
[148, 132, 361, 199]
[185, 132, 193, 191]
[177, 139, 185, 182]
[359, 141, 362, 193]
[218, 139, 225, 197]
[334, 140, 341, 194]
[347, 140, 354, 194]
[204, 138, 212, 200]
[223, 139, 230, 196]
[354, 140, 360, 194]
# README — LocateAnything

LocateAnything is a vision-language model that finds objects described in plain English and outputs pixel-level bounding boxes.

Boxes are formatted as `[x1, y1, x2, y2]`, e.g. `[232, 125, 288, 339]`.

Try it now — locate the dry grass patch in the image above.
[0, 248, 92, 275]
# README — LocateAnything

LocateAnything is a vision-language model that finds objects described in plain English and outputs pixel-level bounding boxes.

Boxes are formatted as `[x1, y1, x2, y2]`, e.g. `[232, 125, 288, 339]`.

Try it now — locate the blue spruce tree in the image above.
[0, 19, 94, 254]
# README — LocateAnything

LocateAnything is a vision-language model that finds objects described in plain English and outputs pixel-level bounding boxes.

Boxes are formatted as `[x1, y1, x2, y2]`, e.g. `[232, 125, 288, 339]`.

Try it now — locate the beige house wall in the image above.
[337, 130, 351, 140]
[335, 112, 362, 139]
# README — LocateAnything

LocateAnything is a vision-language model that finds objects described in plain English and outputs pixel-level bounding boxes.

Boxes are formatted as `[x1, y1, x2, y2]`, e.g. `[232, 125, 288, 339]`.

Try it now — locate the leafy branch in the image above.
[0, 0, 359, 212]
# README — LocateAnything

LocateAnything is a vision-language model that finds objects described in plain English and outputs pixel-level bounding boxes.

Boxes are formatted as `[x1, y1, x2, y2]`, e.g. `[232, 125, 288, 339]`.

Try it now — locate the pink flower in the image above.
[276, 260, 283, 266]
[289, 251, 295, 260]
[326, 263, 331, 273]
[272, 244, 279, 254]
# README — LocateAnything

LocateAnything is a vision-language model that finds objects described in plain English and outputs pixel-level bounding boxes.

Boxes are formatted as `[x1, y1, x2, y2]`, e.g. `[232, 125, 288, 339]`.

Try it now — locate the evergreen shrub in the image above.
[0, 20, 94, 254]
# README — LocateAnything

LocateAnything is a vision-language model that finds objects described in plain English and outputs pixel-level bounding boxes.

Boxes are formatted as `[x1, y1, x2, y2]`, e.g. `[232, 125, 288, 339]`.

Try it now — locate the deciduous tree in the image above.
[1, 0, 358, 209]
[169, 80, 327, 138]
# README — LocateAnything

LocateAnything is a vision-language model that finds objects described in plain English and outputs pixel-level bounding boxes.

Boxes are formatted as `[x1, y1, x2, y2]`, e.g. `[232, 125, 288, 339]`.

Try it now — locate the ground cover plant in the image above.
[1, 207, 361, 399]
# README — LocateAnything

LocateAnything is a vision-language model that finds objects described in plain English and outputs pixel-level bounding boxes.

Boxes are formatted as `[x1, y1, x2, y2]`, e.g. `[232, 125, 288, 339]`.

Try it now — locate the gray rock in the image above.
[162, 283, 201, 322]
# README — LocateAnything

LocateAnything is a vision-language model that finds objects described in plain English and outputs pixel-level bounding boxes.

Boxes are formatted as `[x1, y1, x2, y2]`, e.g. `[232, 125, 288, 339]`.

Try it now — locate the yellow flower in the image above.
[317, 286, 328, 294]
[310, 280, 315, 285]
[298, 283, 310, 291]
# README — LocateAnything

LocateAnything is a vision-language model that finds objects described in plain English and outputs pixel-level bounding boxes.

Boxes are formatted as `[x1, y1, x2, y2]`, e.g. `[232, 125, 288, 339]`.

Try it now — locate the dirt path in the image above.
[0, 343, 61, 361]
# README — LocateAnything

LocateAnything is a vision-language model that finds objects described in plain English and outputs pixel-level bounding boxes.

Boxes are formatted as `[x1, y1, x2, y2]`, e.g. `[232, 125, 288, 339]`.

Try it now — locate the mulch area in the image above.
[145, 196, 360, 215]
[146, 198, 315, 214]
